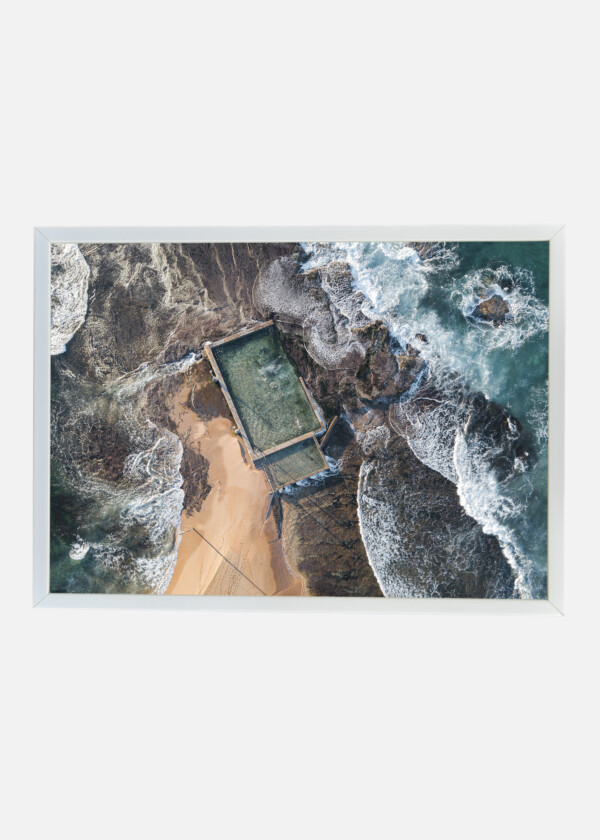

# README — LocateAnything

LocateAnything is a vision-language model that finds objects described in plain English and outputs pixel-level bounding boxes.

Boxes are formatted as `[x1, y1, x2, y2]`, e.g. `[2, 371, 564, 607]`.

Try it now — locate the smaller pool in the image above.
[260, 437, 328, 489]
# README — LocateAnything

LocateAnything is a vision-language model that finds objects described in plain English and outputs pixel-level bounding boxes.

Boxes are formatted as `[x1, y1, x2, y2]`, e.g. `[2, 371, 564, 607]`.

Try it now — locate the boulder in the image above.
[471, 293, 512, 326]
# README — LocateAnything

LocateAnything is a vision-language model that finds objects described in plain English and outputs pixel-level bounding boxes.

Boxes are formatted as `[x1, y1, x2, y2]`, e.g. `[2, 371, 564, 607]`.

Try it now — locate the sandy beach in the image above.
[165, 365, 305, 596]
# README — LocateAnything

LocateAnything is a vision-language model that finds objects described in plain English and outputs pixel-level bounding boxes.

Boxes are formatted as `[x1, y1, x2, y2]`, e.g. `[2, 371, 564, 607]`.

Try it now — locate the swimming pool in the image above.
[207, 322, 324, 456]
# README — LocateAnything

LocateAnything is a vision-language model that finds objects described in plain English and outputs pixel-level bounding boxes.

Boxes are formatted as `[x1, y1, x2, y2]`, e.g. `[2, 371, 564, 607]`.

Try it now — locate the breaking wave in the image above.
[357, 461, 421, 597]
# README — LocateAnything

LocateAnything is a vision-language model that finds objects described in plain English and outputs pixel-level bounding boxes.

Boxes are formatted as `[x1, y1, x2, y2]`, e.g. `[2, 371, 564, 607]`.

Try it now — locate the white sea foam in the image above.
[456, 265, 549, 351]
[83, 430, 184, 593]
[453, 431, 530, 597]
[87, 542, 179, 594]
[136, 548, 180, 594]
[356, 425, 391, 456]
[254, 256, 365, 371]
[390, 393, 459, 484]
[108, 351, 202, 398]
[357, 461, 422, 597]
[527, 382, 549, 447]
[119, 430, 184, 590]
[51, 244, 90, 355]
[68, 537, 90, 561]
[123, 435, 184, 539]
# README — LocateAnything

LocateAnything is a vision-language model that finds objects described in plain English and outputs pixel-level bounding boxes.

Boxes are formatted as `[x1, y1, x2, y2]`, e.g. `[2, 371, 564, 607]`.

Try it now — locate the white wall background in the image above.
[1, 2, 598, 838]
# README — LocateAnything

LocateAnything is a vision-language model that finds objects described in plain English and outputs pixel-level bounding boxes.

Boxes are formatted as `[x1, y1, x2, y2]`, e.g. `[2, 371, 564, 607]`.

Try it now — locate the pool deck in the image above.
[203, 321, 329, 489]
[209, 319, 276, 350]
[319, 416, 339, 451]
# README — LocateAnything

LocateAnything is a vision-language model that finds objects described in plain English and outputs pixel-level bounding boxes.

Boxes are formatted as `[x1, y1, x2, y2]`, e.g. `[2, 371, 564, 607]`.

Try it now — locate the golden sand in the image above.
[166, 372, 304, 596]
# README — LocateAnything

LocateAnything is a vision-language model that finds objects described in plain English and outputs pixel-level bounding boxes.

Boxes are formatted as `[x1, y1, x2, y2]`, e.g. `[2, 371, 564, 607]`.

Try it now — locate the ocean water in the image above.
[303, 241, 549, 598]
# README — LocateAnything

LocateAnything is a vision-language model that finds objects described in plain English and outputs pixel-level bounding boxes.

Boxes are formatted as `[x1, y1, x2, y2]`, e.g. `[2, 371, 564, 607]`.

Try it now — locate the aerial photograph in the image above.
[49, 240, 549, 598]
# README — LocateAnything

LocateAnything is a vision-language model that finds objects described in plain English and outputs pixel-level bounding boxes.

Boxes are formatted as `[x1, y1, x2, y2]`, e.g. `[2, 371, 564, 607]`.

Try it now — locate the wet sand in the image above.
[166, 369, 305, 596]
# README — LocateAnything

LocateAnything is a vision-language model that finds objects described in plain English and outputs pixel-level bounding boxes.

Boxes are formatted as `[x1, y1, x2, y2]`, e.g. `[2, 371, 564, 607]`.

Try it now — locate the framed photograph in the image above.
[34, 226, 565, 613]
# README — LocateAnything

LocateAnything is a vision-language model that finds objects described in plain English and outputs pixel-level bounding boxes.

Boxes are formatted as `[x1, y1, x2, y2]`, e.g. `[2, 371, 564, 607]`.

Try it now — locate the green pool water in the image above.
[260, 437, 327, 488]
[212, 325, 322, 454]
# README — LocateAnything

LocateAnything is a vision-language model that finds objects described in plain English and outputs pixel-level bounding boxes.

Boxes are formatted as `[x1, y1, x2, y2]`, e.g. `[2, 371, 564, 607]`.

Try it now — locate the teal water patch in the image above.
[212, 325, 322, 453]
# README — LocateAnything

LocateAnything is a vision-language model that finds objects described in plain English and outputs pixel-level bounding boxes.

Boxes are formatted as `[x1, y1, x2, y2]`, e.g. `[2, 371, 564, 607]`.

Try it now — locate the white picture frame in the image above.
[34, 226, 565, 614]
